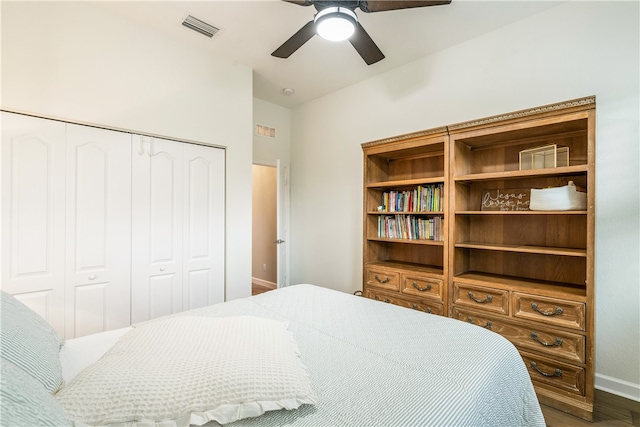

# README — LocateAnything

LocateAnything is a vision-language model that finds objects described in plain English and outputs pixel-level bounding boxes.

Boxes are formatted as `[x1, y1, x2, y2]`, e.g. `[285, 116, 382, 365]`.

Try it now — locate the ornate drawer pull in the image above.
[412, 303, 432, 313]
[530, 361, 562, 378]
[531, 302, 563, 316]
[531, 332, 563, 347]
[468, 291, 492, 304]
[374, 274, 390, 284]
[412, 282, 432, 292]
[466, 317, 492, 330]
[374, 295, 390, 303]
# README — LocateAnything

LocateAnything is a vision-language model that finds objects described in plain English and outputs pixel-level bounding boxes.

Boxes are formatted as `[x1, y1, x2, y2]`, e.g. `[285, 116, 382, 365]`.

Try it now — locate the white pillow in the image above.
[55, 316, 316, 426]
[0, 290, 63, 392]
[1, 358, 72, 427]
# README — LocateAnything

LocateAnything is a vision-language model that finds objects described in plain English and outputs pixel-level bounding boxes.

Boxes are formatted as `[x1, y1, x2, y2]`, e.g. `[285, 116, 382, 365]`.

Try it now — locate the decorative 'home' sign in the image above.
[481, 189, 530, 211]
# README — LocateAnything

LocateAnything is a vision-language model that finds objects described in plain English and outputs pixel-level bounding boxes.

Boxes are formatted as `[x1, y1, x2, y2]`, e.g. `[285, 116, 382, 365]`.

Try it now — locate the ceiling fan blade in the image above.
[360, 0, 451, 13]
[349, 22, 385, 65]
[272, 21, 316, 58]
[282, 0, 313, 6]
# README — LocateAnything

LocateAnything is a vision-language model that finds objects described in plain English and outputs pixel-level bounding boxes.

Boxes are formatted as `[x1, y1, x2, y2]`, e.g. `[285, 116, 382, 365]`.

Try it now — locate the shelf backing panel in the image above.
[454, 247, 587, 286]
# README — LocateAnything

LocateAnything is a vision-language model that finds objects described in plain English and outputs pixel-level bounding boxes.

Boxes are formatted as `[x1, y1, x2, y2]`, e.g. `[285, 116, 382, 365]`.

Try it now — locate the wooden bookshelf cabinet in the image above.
[362, 128, 449, 316]
[448, 97, 595, 420]
[361, 96, 596, 420]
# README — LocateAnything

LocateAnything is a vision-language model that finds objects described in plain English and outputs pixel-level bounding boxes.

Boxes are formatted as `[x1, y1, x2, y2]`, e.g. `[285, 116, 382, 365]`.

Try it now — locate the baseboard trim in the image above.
[251, 277, 277, 289]
[596, 373, 640, 402]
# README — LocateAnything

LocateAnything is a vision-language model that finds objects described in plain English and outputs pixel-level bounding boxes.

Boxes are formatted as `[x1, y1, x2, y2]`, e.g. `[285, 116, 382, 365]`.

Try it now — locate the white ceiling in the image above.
[95, 1, 562, 109]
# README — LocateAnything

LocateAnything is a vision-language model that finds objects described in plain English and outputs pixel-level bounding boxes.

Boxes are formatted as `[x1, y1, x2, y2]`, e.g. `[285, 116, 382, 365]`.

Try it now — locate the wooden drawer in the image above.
[453, 282, 508, 315]
[365, 268, 400, 292]
[397, 299, 444, 316]
[364, 289, 401, 305]
[453, 308, 585, 364]
[521, 352, 585, 397]
[365, 289, 444, 316]
[401, 274, 442, 301]
[514, 293, 585, 331]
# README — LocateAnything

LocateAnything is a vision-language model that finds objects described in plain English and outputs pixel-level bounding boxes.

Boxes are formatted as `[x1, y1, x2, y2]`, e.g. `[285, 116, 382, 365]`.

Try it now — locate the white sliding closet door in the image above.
[2, 112, 226, 336]
[131, 136, 184, 323]
[183, 143, 225, 310]
[65, 124, 132, 338]
[1, 112, 67, 335]
[131, 138, 225, 321]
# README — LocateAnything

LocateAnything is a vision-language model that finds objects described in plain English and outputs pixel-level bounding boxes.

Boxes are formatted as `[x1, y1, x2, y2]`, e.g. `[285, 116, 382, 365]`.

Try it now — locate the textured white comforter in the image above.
[174, 284, 545, 427]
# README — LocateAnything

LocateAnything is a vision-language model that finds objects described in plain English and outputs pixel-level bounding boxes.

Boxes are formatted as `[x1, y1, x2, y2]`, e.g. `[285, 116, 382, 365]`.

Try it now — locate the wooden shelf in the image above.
[368, 237, 444, 246]
[454, 165, 588, 183]
[363, 131, 448, 320]
[456, 210, 587, 215]
[368, 211, 444, 216]
[366, 177, 445, 188]
[367, 260, 443, 276]
[455, 242, 587, 257]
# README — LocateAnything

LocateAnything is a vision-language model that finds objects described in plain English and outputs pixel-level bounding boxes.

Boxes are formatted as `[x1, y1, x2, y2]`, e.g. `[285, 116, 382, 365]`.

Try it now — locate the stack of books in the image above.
[381, 184, 444, 212]
[378, 215, 443, 241]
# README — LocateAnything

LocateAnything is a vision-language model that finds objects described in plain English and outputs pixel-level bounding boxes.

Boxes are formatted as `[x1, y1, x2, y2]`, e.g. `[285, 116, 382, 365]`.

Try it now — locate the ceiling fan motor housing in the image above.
[312, 1, 361, 12]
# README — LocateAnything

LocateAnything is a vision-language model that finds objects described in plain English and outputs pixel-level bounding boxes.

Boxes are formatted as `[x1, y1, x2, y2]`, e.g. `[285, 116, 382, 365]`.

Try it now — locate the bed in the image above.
[1, 284, 546, 427]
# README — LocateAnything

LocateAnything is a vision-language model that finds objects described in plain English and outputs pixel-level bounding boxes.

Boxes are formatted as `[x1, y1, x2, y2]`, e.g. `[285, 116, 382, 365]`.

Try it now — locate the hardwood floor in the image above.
[251, 282, 275, 295]
[541, 390, 640, 426]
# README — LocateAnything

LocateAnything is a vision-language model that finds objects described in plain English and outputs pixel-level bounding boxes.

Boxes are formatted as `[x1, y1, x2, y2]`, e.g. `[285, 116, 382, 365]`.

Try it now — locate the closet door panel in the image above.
[183, 143, 225, 310]
[131, 136, 184, 323]
[1, 112, 66, 336]
[73, 282, 108, 338]
[65, 124, 132, 338]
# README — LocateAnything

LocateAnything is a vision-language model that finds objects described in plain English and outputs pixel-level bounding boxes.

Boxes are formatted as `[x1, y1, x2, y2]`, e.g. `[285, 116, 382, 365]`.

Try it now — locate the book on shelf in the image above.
[377, 214, 443, 241]
[381, 184, 444, 213]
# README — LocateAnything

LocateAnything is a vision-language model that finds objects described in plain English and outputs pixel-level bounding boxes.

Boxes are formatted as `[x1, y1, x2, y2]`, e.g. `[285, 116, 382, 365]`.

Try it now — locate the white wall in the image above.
[289, 2, 640, 400]
[253, 98, 292, 167]
[1, 2, 254, 300]
[253, 98, 292, 287]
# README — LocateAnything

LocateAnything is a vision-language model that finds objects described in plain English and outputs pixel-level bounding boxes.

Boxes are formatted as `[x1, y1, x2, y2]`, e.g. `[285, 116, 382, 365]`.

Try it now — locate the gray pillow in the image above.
[0, 357, 72, 427]
[0, 290, 63, 392]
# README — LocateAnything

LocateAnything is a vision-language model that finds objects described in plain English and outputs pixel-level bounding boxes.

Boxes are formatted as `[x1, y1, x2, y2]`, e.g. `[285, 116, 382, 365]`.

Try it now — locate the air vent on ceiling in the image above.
[182, 15, 220, 38]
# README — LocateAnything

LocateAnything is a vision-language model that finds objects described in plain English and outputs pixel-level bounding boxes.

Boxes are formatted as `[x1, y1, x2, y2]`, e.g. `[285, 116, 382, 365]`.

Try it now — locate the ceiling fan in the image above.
[271, 0, 452, 65]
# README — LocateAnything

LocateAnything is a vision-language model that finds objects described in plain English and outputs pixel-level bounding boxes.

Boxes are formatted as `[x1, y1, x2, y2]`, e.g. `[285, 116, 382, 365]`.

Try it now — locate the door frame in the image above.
[252, 159, 290, 288]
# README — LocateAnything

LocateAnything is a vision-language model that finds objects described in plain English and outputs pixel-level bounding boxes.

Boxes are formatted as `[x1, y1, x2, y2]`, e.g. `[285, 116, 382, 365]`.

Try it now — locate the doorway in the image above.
[252, 164, 278, 295]
[251, 161, 290, 295]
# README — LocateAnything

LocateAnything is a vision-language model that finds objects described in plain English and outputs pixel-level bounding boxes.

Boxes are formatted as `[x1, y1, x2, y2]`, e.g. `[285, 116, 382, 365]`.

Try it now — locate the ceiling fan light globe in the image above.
[314, 7, 357, 42]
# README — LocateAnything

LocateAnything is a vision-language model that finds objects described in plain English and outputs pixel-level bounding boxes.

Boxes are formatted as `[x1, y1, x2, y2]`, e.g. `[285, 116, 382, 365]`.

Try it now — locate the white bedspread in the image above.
[155, 284, 546, 427]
